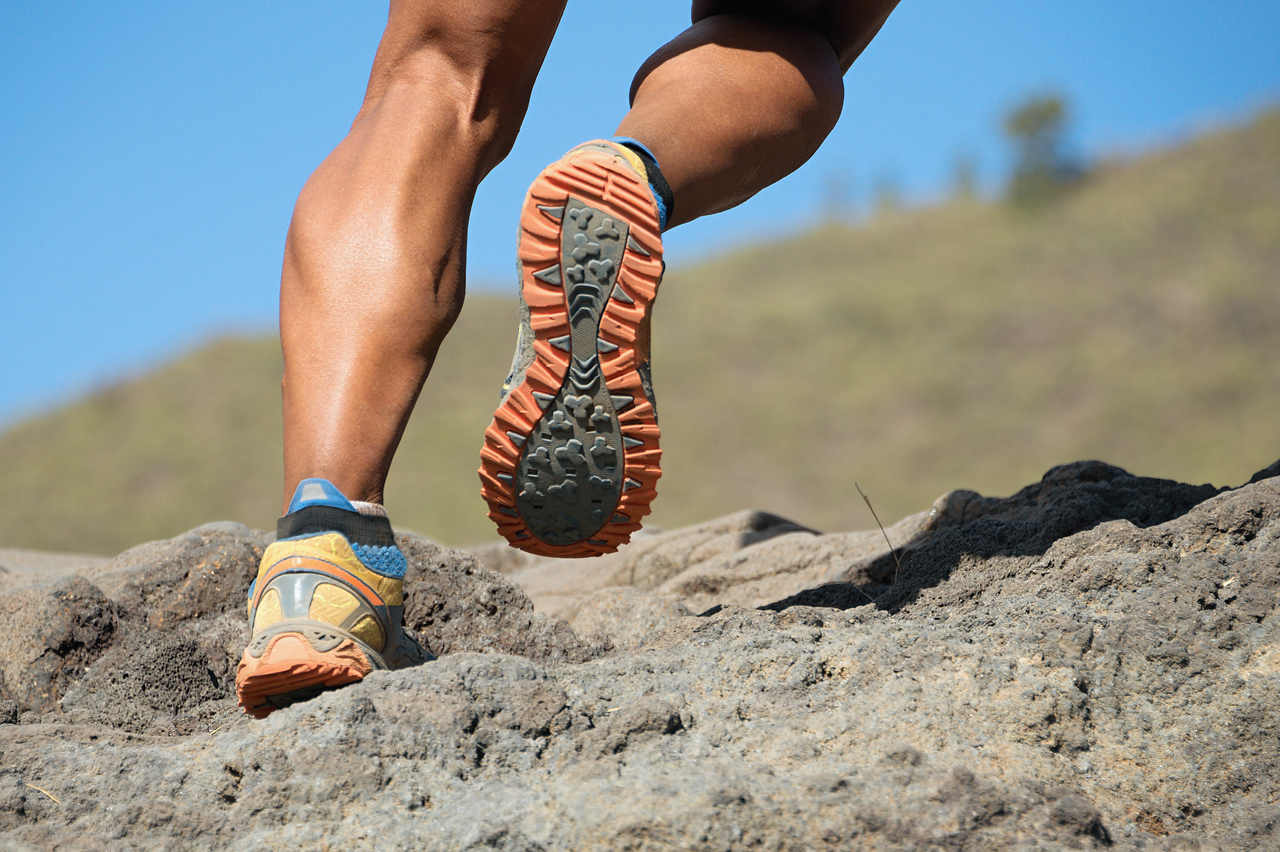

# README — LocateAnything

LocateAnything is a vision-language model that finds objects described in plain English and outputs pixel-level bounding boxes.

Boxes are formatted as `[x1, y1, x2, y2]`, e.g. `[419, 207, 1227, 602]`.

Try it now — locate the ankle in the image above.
[611, 137, 675, 230]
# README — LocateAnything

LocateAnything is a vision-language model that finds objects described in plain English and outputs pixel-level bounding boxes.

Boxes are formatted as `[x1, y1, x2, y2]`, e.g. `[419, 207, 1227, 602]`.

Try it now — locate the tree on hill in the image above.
[1004, 92, 1084, 207]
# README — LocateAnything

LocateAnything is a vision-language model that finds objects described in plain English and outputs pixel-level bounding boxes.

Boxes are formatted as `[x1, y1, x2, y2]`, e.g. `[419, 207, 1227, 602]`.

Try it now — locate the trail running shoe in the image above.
[480, 140, 666, 558]
[236, 478, 428, 718]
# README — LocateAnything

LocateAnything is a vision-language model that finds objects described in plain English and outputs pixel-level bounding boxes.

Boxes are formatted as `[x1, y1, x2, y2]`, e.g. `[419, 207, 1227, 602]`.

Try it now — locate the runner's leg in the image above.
[478, 1, 901, 555]
[279, 0, 568, 510]
[618, 0, 900, 227]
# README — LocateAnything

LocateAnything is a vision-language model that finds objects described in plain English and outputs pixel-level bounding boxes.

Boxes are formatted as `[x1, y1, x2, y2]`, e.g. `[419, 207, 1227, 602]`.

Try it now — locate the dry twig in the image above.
[25, 783, 62, 805]
[856, 482, 902, 588]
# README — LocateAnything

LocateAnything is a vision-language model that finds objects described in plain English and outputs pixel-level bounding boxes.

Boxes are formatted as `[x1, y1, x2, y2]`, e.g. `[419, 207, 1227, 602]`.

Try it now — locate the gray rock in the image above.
[0, 576, 119, 712]
[59, 632, 228, 734]
[398, 534, 607, 664]
[83, 521, 273, 625]
[483, 510, 834, 616]
[0, 459, 1276, 851]
[562, 586, 692, 653]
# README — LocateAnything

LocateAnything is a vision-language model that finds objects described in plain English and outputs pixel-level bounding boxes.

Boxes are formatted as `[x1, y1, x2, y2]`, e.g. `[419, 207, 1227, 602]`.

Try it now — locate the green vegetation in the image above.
[1004, 92, 1084, 207]
[2, 109, 1277, 554]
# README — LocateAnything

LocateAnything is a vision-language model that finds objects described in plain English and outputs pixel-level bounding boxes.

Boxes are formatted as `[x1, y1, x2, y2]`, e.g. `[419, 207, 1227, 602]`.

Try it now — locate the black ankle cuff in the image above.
[277, 505, 397, 547]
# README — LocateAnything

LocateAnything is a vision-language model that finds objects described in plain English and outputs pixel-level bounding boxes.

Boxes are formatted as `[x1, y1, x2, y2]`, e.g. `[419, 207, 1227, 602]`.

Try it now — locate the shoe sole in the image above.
[480, 148, 663, 557]
[235, 622, 379, 719]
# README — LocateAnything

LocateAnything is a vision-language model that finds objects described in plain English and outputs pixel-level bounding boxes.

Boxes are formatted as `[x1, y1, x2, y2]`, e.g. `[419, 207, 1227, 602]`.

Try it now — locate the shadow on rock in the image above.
[764, 459, 1232, 615]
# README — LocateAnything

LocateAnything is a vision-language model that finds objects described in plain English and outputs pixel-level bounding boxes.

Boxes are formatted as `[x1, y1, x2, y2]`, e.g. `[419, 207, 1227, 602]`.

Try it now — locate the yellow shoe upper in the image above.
[248, 533, 404, 656]
[244, 479, 422, 668]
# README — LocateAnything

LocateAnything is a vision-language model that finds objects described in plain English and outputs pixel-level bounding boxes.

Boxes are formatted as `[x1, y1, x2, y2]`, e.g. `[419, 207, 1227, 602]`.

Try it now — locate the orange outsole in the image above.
[479, 148, 664, 557]
[235, 633, 372, 719]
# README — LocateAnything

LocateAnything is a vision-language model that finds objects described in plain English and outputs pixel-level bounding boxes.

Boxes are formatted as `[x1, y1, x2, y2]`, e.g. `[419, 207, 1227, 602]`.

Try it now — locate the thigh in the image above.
[690, 0, 900, 69]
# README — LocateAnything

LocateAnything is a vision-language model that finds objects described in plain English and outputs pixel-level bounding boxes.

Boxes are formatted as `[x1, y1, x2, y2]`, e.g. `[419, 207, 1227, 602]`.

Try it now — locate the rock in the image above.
[59, 632, 229, 734]
[0, 459, 1276, 850]
[84, 522, 272, 627]
[485, 509, 881, 617]
[561, 586, 692, 653]
[0, 576, 119, 712]
[398, 534, 606, 664]
[0, 521, 598, 728]
[771, 459, 1227, 614]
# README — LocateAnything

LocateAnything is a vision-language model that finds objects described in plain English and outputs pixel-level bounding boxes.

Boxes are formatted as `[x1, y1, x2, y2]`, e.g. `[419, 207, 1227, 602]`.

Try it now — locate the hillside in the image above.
[1, 109, 1277, 554]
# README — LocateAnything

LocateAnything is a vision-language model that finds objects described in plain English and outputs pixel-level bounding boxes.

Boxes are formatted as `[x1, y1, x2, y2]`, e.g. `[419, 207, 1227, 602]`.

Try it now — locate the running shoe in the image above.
[479, 140, 666, 557]
[236, 478, 428, 718]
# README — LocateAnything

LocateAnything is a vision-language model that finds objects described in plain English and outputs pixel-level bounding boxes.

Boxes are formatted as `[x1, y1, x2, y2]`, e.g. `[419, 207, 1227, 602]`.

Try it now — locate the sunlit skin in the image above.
[279, 0, 900, 512]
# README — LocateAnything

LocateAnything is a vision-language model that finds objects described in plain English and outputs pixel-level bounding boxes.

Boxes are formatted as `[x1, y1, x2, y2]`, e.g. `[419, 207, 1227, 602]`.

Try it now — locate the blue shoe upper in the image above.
[611, 136, 670, 231]
[288, 478, 357, 513]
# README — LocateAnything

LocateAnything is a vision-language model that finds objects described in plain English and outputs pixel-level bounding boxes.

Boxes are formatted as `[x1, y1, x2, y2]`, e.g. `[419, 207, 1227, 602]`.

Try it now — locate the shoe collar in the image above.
[287, 478, 356, 514]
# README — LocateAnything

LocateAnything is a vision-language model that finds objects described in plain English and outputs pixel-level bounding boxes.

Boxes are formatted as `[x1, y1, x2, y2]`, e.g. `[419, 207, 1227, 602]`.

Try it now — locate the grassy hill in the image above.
[2, 109, 1277, 555]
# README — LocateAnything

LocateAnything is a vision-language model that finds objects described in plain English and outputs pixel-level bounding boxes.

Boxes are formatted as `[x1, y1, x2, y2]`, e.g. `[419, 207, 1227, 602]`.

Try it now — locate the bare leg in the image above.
[619, 1, 900, 227]
[478, 1, 901, 556]
[279, 0, 567, 510]
[282, 0, 898, 514]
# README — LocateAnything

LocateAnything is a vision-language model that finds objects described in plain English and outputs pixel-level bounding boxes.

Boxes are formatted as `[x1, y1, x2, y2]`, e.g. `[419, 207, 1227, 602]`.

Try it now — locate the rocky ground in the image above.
[0, 459, 1277, 851]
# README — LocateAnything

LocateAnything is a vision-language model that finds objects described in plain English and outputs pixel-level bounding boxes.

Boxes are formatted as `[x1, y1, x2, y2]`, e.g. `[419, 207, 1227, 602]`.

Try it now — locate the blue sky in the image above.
[2, 0, 1277, 427]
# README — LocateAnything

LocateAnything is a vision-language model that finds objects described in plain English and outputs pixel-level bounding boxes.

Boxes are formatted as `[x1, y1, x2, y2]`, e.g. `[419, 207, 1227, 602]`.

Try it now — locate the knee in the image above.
[364, 52, 515, 174]
[362, 4, 563, 174]
[633, 13, 845, 141]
